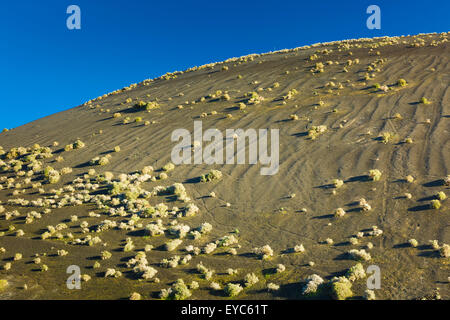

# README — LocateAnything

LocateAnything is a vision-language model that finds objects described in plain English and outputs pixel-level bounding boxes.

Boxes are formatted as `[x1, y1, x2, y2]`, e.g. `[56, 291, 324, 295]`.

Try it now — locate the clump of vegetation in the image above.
[165, 239, 183, 251]
[440, 244, 450, 258]
[397, 79, 407, 87]
[245, 91, 264, 105]
[301, 274, 324, 296]
[307, 125, 327, 140]
[224, 283, 243, 297]
[64, 144, 73, 152]
[420, 97, 431, 105]
[348, 249, 371, 261]
[293, 244, 305, 253]
[346, 263, 366, 281]
[364, 289, 376, 300]
[252, 245, 274, 260]
[73, 139, 85, 149]
[436, 191, 447, 201]
[368, 169, 382, 181]
[90, 155, 110, 166]
[44, 167, 61, 184]
[283, 89, 298, 100]
[101, 250, 112, 260]
[201, 169, 223, 182]
[0, 279, 8, 291]
[244, 273, 259, 287]
[133, 101, 147, 110]
[162, 162, 175, 172]
[267, 283, 280, 291]
[196, 262, 214, 280]
[378, 132, 394, 144]
[444, 175, 450, 186]
[329, 277, 353, 300]
[334, 208, 346, 218]
[430, 199, 441, 209]
[105, 268, 122, 278]
[129, 292, 141, 300]
[332, 179, 344, 188]
[393, 113, 403, 120]
[276, 264, 286, 273]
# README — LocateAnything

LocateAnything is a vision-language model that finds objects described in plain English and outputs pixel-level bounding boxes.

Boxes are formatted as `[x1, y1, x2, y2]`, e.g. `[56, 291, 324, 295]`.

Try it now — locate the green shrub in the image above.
[430, 200, 441, 209]
[397, 79, 407, 87]
[420, 97, 431, 105]
[329, 277, 353, 300]
[0, 279, 8, 291]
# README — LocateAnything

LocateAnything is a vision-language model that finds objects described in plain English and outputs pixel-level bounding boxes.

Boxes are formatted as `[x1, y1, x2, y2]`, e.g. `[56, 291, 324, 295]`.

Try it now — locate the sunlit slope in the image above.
[0, 32, 448, 300]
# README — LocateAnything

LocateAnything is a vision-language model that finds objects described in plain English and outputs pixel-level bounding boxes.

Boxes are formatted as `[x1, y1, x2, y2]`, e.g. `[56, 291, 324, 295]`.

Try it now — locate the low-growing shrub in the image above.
[224, 283, 243, 297]
[201, 169, 223, 182]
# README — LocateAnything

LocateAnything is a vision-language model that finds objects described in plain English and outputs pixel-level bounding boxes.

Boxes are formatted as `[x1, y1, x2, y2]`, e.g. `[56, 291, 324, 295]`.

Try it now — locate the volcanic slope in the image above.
[0, 32, 449, 300]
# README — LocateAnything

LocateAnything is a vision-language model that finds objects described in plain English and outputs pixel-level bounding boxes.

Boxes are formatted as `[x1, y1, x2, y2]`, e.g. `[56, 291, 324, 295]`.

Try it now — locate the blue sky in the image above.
[1, 0, 448, 130]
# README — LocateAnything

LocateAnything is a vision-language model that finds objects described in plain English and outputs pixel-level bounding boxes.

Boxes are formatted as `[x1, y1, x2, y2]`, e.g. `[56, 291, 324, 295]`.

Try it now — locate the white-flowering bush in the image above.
[368, 169, 382, 181]
[196, 262, 214, 280]
[346, 263, 366, 281]
[348, 249, 371, 261]
[162, 162, 175, 172]
[227, 268, 238, 275]
[160, 279, 191, 300]
[253, 245, 274, 260]
[57, 249, 68, 256]
[145, 222, 165, 236]
[198, 222, 213, 234]
[101, 250, 112, 260]
[105, 268, 122, 278]
[165, 239, 183, 252]
[123, 238, 135, 252]
[201, 169, 223, 182]
[244, 273, 259, 287]
[168, 224, 190, 238]
[216, 235, 238, 247]
[364, 289, 376, 300]
[440, 244, 450, 258]
[160, 255, 181, 268]
[189, 281, 199, 290]
[203, 242, 217, 254]
[184, 203, 199, 217]
[224, 283, 243, 297]
[301, 274, 324, 295]
[332, 179, 344, 188]
[267, 283, 280, 291]
[276, 264, 286, 273]
[334, 208, 346, 217]
[210, 282, 222, 290]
